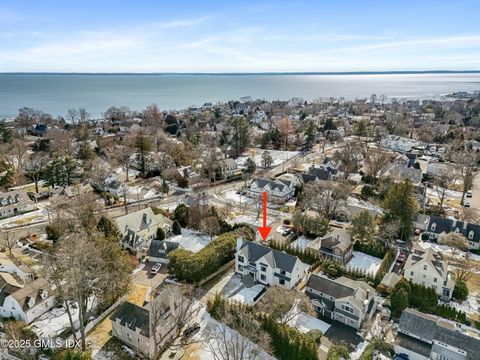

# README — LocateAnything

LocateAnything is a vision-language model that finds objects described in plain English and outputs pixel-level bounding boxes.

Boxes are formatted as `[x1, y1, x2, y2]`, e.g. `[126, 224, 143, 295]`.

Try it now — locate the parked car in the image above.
[182, 323, 201, 338]
[150, 263, 162, 275]
[466, 191, 473, 198]
[397, 252, 406, 263]
[464, 202, 471, 208]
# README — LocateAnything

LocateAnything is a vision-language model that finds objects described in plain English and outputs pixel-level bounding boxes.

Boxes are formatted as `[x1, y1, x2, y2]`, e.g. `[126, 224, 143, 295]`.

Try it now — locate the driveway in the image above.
[133, 260, 167, 287]
[470, 174, 480, 212]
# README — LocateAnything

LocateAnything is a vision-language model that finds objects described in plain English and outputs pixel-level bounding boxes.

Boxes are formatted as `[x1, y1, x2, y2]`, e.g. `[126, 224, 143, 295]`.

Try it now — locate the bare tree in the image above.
[78, 108, 90, 123]
[115, 146, 134, 182]
[0, 139, 28, 184]
[364, 147, 392, 180]
[200, 216, 220, 240]
[150, 285, 201, 359]
[0, 230, 16, 255]
[452, 254, 475, 282]
[56, 231, 98, 350]
[303, 181, 349, 220]
[433, 169, 457, 208]
[277, 117, 293, 150]
[67, 108, 79, 124]
[203, 309, 271, 360]
[333, 140, 364, 180]
[379, 219, 401, 245]
[438, 232, 469, 258]
[25, 152, 49, 193]
[256, 286, 314, 326]
[42, 251, 78, 342]
[452, 151, 479, 205]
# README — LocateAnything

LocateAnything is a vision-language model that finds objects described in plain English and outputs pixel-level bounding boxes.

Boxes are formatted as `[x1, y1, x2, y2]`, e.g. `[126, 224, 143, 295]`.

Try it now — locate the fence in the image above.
[196, 259, 235, 286]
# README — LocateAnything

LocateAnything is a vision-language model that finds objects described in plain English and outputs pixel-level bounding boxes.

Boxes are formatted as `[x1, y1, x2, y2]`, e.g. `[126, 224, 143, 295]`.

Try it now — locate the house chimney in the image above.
[236, 237, 244, 251]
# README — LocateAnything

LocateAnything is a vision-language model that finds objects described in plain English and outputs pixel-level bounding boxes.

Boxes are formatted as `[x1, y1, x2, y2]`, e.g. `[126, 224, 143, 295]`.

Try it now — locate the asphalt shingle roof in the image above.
[398, 308, 480, 360]
[306, 273, 354, 299]
[111, 301, 150, 337]
[239, 240, 298, 273]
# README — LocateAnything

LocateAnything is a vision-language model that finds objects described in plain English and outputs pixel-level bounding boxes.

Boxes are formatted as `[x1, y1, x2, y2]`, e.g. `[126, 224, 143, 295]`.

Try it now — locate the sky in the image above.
[0, 0, 479, 72]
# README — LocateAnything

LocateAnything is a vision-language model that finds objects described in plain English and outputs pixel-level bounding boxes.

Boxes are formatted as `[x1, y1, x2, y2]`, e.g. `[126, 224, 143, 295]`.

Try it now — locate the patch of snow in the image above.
[418, 241, 480, 262]
[31, 297, 95, 339]
[289, 236, 312, 251]
[222, 190, 254, 205]
[197, 311, 275, 360]
[143, 189, 157, 199]
[132, 263, 145, 274]
[230, 284, 266, 305]
[449, 295, 480, 315]
[168, 228, 212, 253]
[287, 312, 331, 334]
[347, 251, 382, 276]
[226, 214, 275, 228]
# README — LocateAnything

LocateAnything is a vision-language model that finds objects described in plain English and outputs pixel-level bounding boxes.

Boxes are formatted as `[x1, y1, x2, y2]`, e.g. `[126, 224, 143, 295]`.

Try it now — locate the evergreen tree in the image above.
[96, 216, 121, 240]
[453, 280, 469, 301]
[350, 210, 376, 245]
[156, 227, 166, 240]
[382, 178, 418, 240]
[134, 133, 153, 176]
[172, 204, 189, 227]
[172, 220, 182, 235]
[304, 120, 316, 150]
[245, 157, 256, 175]
[391, 287, 409, 316]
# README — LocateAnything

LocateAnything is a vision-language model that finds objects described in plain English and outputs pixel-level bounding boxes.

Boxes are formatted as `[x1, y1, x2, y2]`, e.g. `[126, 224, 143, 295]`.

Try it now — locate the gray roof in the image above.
[426, 215, 480, 244]
[398, 308, 480, 360]
[306, 273, 354, 299]
[147, 240, 179, 258]
[310, 228, 352, 253]
[405, 246, 446, 278]
[239, 240, 299, 273]
[308, 166, 331, 181]
[251, 178, 291, 193]
[111, 301, 150, 337]
[389, 165, 422, 183]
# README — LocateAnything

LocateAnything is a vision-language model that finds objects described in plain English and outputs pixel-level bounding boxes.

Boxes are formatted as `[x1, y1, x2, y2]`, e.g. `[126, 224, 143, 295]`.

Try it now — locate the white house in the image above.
[403, 245, 455, 300]
[0, 275, 55, 324]
[221, 158, 240, 178]
[235, 238, 309, 290]
[0, 253, 34, 283]
[380, 135, 421, 153]
[247, 178, 295, 204]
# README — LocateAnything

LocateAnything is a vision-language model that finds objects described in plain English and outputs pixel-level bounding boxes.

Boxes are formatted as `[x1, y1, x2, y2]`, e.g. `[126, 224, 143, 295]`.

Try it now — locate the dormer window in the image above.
[469, 231, 474, 240]
[431, 223, 437, 231]
[455, 228, 460, 233]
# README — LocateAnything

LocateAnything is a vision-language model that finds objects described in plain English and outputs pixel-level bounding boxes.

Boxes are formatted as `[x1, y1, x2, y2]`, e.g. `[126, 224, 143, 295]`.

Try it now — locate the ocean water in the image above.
[0, 73, 479, 118]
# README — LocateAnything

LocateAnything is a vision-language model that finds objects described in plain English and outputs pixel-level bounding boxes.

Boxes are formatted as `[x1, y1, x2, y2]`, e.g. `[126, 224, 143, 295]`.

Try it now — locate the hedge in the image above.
[167, 226, 255, 283]
[374, 249, 395, 285]
[208, 294, 319, 360]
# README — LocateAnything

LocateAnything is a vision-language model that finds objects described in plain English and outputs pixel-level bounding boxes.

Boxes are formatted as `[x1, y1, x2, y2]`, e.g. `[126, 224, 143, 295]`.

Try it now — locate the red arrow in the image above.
[258, 191, 271, 241]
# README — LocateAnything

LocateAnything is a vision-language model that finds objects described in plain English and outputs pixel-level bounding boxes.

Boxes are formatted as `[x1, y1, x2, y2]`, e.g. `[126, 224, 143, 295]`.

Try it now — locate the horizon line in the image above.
[1, 70, 480, 76]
